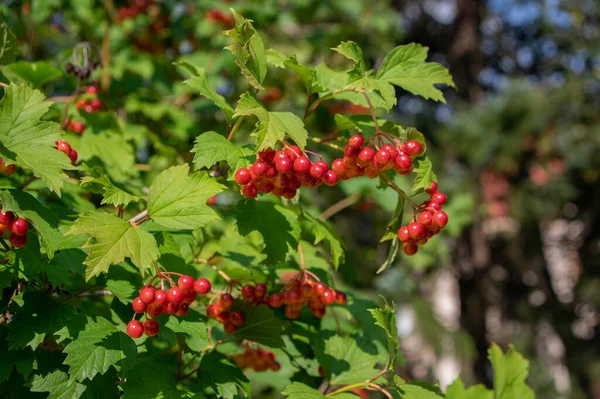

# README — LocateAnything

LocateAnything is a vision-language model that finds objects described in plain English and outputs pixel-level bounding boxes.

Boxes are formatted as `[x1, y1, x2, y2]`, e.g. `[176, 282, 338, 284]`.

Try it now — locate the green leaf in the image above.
[266, 48, 288, 68]
[332, 41, 365, 83]
[78, 130, 137, 183]
[282, 382, 327, 399]
[63, 316, 137, 382]
[284, 55, 316, 93]
[376, 44, 455, 103]
[234, 199, 301, 264]
[411, 157, 437, 194]
[0, 84, 74, 194]
[176, 62, 235, 121]
[234, 93, 308, 151]
[80, 175, 141, 208]
[147, 164, 226, 230]
[446, 378, 493, 399]
[66, 210, 160, 280]
[316, 335, 379, 385]
[377, 237, 399, 274]
[1, 61, 62, 86]
[30, 370, 87, 399]
[0, 189, 63, 258]
[198, 351, 251, 399]
[303, 212, 345, 269]
[224, 10, 267, 91]
[191, 131, 252, 173]
[380, 194, 405, 242]
[369, 300, 399, 370]
[344, 75, 397, 110]
[121, 356, 180, 399]
[0, 16, 17, 65]
[394, 384, 444, 399]
[233, 303, 288, 348]
[488, 344, 535, 399]
[163, 314, 208, 339]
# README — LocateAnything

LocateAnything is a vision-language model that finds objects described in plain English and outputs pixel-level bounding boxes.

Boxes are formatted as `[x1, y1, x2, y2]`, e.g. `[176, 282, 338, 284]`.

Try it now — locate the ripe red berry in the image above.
[344, 144, 358, 157]
[425, 181, 438, 194]
[11, 218, 28, 236]
[334, 291, 347, 305]
[293, 156, 311, 173]
[0, 211, 14, 225]
[182, 290, 197, 304]
[153, 289, 168, 305]
[165, 301, 179, 315]
[331, 159, 345, 175]
[405, 140, 423, 156]
[176, 303, 190, 317]
[397, 226, 411, 242]
[178, 275, 194, 292]
[285, 146, 302, 160]
[323, 170, 339, 186]
[321, 289, 336, 305]
[75, 99, 88, 110]
[348, 134, 365, 149]
[375, 149, 391, 164]
[394, 153, 412, 171]
[167, 287, 184, 304]
[274, 157, 292, 173]
[230, 311, 245, 326]
[70, 121, 86, 134]
[9, 233, 27, 248]
[139, 286, 156, 304]
[220, 293, 234, 309]
[132, 297, 147, 313]
[127, 320, 144, 338]
[69, 149, 78, 164]
[89, 98, 103, 111]
[235, 168, 252, 185]
[251, 161, 268, 177]
[310, 164, 326, 179]
[258, 148, 276, 163]
[268, 293, 283, 308]
[284, 306, 300, 319]
[56, 140, 71, 155]
[403, 241, 418, 256]
[143, 319, 160, 337]
[417, 211, 433, 226]
[86, 85, 98, 94]
[314, 282, 327, 295]
[193, 278, 211, 295]
[147, 303, 163, 318]
[216, 311, 230, 324]
[241, 284, 255, 298]
[206, 303, 219, 318]
[358, 147, 375, 163]
[408, 222, 425, 239]
[433, 211, 449, 228]
[241, 183, 258, 198]
[430, 192, 448, 205]
[255, 283, 267, 298]
[224, 323, 238, 334]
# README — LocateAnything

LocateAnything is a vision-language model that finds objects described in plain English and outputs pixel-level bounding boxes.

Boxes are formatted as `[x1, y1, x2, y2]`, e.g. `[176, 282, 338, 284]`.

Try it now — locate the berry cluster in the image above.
[234, 146, 339, 199]
[269, 274, 346, 319]
[126, 274, 212, 338]
[231, 347, 281, 372]
[206, 292, 246, 335]
[75, 84, 103, 114]
[0, 210, 29, 248]
[115, 0, 154, 22]
[0, 158, 16, 176]
[55, 140, 78, 164]
[397, 182, 449, 256]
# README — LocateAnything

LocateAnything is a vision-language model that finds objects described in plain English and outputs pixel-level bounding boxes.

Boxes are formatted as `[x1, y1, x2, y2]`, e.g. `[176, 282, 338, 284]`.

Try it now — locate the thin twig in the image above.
[128, 209, 149, 225]
[362, 91, 381, 132]
[0, 237, 10, 252]
[227, 116, 244, 141]
[0, 82, 8, 88]
[211, 264, 231, 282]
[298, 243, 306, 270]
[379, 173, 419, 210]
[319, 192, 361, 220]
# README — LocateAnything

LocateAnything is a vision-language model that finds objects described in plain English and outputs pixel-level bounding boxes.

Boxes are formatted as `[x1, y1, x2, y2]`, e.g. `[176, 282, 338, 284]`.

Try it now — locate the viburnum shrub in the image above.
[0, 8, 535, 399]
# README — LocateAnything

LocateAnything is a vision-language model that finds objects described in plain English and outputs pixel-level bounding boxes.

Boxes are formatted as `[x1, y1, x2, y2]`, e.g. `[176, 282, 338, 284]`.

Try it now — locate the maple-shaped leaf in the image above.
[411, 157, 437, 193]
[120, 356, 182, 399]
[315, 335, 379, 385]
[175, 61, 235, 122]
[282, 382, 327, 399]
[233, 302, 288, 347]
[489, 344, 535, 399]
[66, 210, 160, 280]
[147, 164, 226, 230]
[30, 370, 86, 399]
[0, 84, 74, 194]
[369, 300, 400, 370]
[224, 10, 267, 91]
[376, 43, 455, 103]
[191, 131, 253, 174]
[0, 12, 17, 65]
[198, 351, 251, 399]
[63, 316, 137, 382]
[1, 61, 62, 87]
[302, 211, 345, 269]
[78, 130, 137, 183]
[446, 378, 493, 399]
[234, 92, 308, 151]
[80, 175, 141, 208]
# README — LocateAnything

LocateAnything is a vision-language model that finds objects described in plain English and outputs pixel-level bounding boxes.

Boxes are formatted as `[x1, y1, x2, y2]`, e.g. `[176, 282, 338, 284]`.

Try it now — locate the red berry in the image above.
[70, 121, 86, 134]
[408, 222, 425, 239]
[220, 293, 234, 309]
[182, 290, 197, 304]
[235, 168, 252, 185]
[285, 146, 302, 160]
[230, 311, 245, 326]
[176, 303, 190, 316]
[167, 287, 184, 304]
[11, 218, 28, 236]
[242, 183, 258, 198]
[86, 85, 98, 94]
[178, 275, 194, 292]
[394, 153, 412, 171]
[258, 148, 276, 163]
[358, 147, 375, 163]
[375, 149, 391, 164]
[348, 134, 365, 149]
[293, 156, 311, 173]
[275, 157, 292, 173]
[254, 283, 267, 298]
[321, 289, 335, 305]
[154, 289, 168, 305]
[403, 241, 418, 256]
[75, 99, 88, 110]
[132, 297, 147, 313]
[147, 303, 163, 318]
[430, 192, 447, 205]
[323, 170, 339, 186]
[206, 303, 219, 318]
[405, 140, 423, 156]
[90, 98, 103, 111]
[9, 233, 27, 248]
[216, 311, 230, 324]
[425, 181, 438, 194]
[56, 140, 71, 155]
[143, 319, 160, 337]
[139, 286, 156, 304]
[127, 320, 144, 338]
[69, 149, 78, 164]
[334, 291, 347, 305]
[344, 144, 358, 157]
[284, 306, 300, 319]
[268, 293, 283, 308]
[310, 164, 326, 179]
[397, 226, 410, 242]
[417, 211, 433, 226]
[251, 161, 268, 176]
[315, 160, 328, 170]
[224, 323, 238, 334]
[0, 211, 14, 225]
[282, 188, 297, 199]
[193, 278, 211, 295]
[433, 211, 449, 228]
[241, 284, 255, 299]
[165, 301, 179, 315]
[314, 282, 327, 295]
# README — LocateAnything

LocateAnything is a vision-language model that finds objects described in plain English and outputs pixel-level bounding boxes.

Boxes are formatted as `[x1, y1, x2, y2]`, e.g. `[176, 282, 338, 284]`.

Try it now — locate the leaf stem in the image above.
[362, 91, 381, 133]
[227, 116, 244, 141]
[128, 209, 149, 226]
[305, 94, 334, 118]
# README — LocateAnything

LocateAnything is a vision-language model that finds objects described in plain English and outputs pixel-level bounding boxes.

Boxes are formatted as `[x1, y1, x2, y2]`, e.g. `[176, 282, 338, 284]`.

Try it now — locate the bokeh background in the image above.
[1, 0, 599, 398]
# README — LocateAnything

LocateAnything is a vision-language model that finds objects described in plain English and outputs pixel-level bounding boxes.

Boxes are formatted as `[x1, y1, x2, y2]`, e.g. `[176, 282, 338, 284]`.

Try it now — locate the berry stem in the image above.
[307, 136, 344, 151]
[361, 91, 382, 133]
[298, 243, 306, 271]
[211, 263, 232, 282]
[227, 116, 244, 141]
[379, 173, 419, 210]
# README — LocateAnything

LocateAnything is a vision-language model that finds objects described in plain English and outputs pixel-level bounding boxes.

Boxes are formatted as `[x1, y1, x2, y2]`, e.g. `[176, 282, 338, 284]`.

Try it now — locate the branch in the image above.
[319, 192, 361, 220]
[128, 209, 149, 226]
[227, 116, 244, 141]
